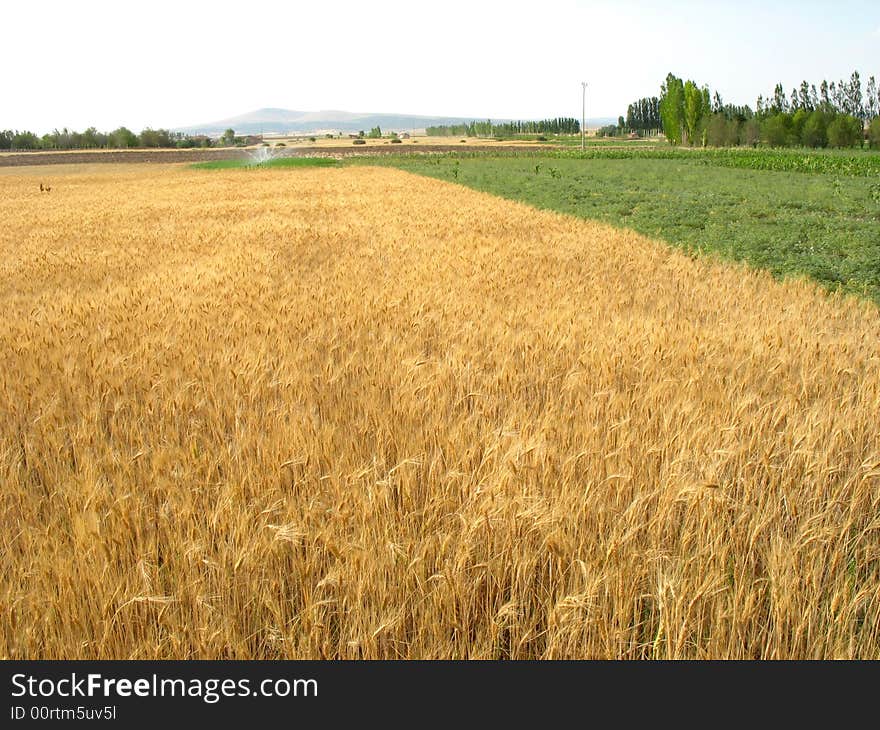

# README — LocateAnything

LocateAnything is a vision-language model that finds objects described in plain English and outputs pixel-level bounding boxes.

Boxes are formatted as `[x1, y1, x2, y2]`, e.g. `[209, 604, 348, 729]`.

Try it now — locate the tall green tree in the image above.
[845, 71, 864, 119]
[798, 81, 813, 111]
[866, 76, 878, 120]
[659, 73, 684, 145]
[683, 80, 709, 145]
[831, 81, 846, 112]
[825, 81, 835, 110]
[772, 83, 788, 113]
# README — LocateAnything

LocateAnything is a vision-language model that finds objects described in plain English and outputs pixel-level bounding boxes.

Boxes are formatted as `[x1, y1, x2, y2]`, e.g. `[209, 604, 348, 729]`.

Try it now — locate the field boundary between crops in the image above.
[0, 145, 553, 167]
[352, 155, 880, 304]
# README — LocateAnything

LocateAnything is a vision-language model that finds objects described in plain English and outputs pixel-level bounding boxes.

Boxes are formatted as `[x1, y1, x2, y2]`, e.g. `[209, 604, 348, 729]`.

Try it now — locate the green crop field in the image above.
[355, 149, 880, 304]
[547, 146, 880, 175]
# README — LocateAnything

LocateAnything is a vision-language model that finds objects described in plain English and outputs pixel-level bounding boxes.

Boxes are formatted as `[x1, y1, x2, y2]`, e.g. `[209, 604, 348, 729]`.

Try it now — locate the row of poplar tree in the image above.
[426, 118, 580, 137]
[620, 70, 880, 148]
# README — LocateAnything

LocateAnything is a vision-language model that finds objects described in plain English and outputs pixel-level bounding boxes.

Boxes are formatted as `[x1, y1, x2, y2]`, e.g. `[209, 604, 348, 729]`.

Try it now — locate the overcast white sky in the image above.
[3, 0, 878, 133]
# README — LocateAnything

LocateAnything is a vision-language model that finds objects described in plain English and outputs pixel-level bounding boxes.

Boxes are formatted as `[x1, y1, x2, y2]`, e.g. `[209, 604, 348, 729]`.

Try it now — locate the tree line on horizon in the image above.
[6, 73, 880, 152]
[614, 70, 880, 149]
[0, 126, 221, 151]
[426, 118, 580, 137]
[626, 97, 662, 136]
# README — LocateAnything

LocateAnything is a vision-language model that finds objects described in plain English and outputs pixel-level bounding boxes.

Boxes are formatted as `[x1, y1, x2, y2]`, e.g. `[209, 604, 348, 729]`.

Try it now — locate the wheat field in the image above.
[1, 164, 878, 659]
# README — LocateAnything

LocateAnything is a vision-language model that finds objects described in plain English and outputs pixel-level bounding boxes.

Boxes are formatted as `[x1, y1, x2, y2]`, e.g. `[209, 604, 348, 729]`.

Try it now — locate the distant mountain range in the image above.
[176, 108, 616, 136]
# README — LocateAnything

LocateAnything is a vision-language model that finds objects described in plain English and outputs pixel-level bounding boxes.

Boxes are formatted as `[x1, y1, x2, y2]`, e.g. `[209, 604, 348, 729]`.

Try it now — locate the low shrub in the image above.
[867, 118, 880, 150]
[827, 115, 863, 149]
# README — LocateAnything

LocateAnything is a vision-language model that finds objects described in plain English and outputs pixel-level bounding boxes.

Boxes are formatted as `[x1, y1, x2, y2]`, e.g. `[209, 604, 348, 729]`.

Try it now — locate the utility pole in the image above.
[581, 81, 588, 150]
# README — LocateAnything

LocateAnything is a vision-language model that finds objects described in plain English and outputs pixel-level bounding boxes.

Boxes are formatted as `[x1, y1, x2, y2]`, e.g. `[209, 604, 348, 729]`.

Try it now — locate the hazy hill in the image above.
[177, 108, 484, 135]
[176, 108, 615, 135]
